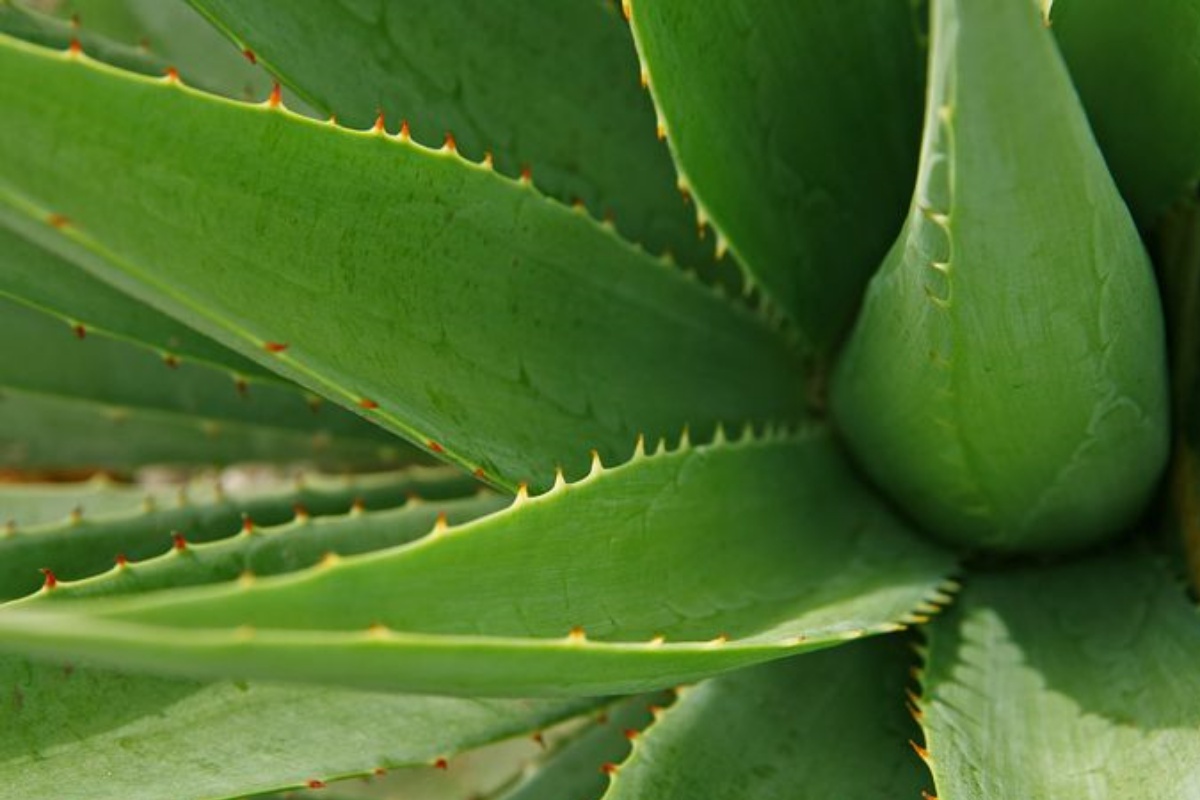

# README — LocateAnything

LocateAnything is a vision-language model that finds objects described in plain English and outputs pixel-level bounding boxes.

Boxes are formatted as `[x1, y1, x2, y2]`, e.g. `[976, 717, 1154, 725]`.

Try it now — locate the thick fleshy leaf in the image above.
[0, 297, 400, 446]
[0, 651, 595, 800]
[0, 465, 477, 601]
[627, 0, 923, 351]
[0, 213, 276, 380]
[919, 548, 1200, 798]
[33, 491, 506, 601]
[0, 429, 955, 697]
[0, 34, 806, 490]
[1053, 0, 1200, 226]
[0, 387, 400, 470]
[604, 637, 928, 799]
[188, 0, 717, 275]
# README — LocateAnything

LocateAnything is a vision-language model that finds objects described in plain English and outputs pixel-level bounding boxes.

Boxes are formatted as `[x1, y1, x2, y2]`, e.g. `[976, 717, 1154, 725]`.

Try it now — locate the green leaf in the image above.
[627, 0, 924, 351]
[0, 0, 167, 76]
[0, 33, 806, 490]
[0, 475, 162, 528]
[919, 547, 1200, 798]
[0, 652, 595, 800]
[0, 215, 277, 381]
[0, 387, 400, 470]
[604, 637, 928, 799]
[35, 491, 506, 601]
[0, 429, 954, 697]
[187, 0, 718, 276]
[0, 465, 478, 601]
[497, 695, 664, 800]
[1053, 0, 1200, 226]
[0, 297, 401, 447]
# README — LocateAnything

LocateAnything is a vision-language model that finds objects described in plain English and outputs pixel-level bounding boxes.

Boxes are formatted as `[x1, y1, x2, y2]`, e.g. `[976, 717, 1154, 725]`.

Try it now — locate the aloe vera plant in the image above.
[1, 0, 1199, 797]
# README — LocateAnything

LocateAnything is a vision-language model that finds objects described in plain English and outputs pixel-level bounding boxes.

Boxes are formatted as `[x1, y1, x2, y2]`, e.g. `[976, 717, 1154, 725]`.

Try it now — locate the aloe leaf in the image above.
[0, 0, 165, 76]
[0, 429, 954, 697]
[497, 694, 665, 800]
[918, 547, 1200, 798]
[1053, 0, 1200, 226]
[33, 491, 506, 601]
[604, 637, 927, 799]
[0, 388, 399, 471]
[0, 34, 806, 490]
[0, 653, 596, 800]
[0, 297, 402, 449]
[627, 0, 924, 351]
[0, 216, 278, 381]
[0, 465, 477, 601]
[187, 0, 717, 276]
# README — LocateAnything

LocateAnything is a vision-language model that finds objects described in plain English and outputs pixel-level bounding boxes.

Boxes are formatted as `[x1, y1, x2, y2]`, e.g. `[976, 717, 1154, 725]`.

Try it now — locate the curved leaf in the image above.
[188, 0, 719, 275]
[919, 547, 1200, 798]
[0, 33, 806, 490]
[603, 638, 928, 799]
[0, 429, 955, 697]
[627, 0, 924, 351]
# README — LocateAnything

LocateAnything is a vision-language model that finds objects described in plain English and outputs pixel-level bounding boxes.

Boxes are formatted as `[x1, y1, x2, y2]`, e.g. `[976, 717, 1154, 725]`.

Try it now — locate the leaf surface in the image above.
[0, 34, 806, 489]
[188, 0, 717, 275]
[627, 0, 924, 350]
[919, 548, 1200, 799]
[0, 430, 955, 696]
[603, 638, 928, 799]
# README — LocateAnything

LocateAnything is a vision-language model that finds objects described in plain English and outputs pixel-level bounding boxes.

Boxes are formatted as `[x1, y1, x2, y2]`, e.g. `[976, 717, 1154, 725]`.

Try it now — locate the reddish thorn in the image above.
[358, 398, 379, 410]
[39, 568, 58, 590]
[241, 515, 255, 533]
[235, 378, 249, 397]
[115, 553, 129, 567]
[163, 354, 180, 369]
[263, 341, 288, 353]
[372, 109, 386, 134]
[433, 758, 449, 771]
[399, 120, 411, 141]
[267, 82, 282, 108]
[443, 131, 457, 152]
[47, 213, 70, 229]
[622, 728, 639, 741]
[603, 208, 616, 224]
[307, 397, 323, 414]
[242, 48, 257, 65]
[292, 503, 309, 520]
[473, 467, 486, 480]
[306, 779, 326, 789]
[67, 37, 83, 56]
[519, 165, 533, 183]
[164, 66, 180, 82]
[531, 731, 546, 749]
[72, 324, 87, 340]
[597, 712, 610, 724]
[172, 532, 188, 551]
[600, 762, 618, 776]
[372, 767, 387, 777]
[427, 440, 444, 454]
[351, 497, 366, 513]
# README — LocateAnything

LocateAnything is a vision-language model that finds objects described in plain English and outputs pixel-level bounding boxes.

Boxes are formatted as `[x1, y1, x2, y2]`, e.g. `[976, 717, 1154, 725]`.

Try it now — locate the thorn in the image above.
[552, 467, 566, 490]
[567, 626, 587, 642]
[306, 779, 326, 789]
[432, 511, 449, 533]
[623, 728, 640, 741]
[266, 81, 283, 109]
[47, 213, 70, 229]
[513, 482, 530, 505]
[235, 378, 249, 398]
[656, 120, 666, 140]
[600, 762, 618, 776]
[39, 568, 57, 590]
[482, 150, 494, 169]
[519, 164, 533, 184]
[68, 506, 83, 526]
[372, 767, 387, 777]
[263, 341, 288, 353]
[531, 731, 546, 749]
[358, 398, 379, 410]
[909, 740, 931, 763]
[621, 0, 632, 21]
[172, 532, 188, 551]
[921, 792, 940, 800]
[72, 323, 87, 339]
[588, 449, 603, 478]
[350, 497, 366, 515]
[366, 622, 391, 639]
[442, 131, 458, 153]
[433, 758, 449, 771]
[3, 520, 14, 537]
[427, 440, 444, 454]
[646, 704, 664, 718]
[372, 109, 386, 134]
[707, 632, 729, 646]
[241, 514, 256, 534]
[633, 433, 646, 458]
[163, 354, 180, 369]
[292, 503, 310, 523]
[473, 467, 486, 480]
[242, 48, 257, 65]
[238, 570, 256, 587]
[115, 553, 129, 567]
[639, 67, 649, 88]
[67, 38, 82, 57]
[318, 551, 341, 567]
[163, 66, 180, 84]
[647, 634, 665, 646]
[399, 120, 411, 142]
[678, 426, 691, 449]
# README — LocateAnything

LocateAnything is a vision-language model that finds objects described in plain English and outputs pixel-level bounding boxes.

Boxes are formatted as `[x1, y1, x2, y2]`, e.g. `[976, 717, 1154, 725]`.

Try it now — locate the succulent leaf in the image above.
[919, 547, 1200, 798]
[0, 429, 955, 696]
[0, 32, 807, 489]
[627, 0, 924, 352]
[831, 0, 1169, 552]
